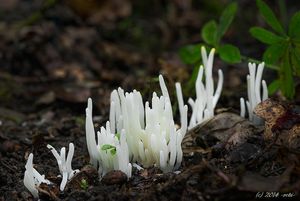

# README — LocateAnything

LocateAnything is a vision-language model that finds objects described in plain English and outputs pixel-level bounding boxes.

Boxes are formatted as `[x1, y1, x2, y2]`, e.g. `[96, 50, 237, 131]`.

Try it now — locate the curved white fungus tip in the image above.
[23, 153, 51, 199]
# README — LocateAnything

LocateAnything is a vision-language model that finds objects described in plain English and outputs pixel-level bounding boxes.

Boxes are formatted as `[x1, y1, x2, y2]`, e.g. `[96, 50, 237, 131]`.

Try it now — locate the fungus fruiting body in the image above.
[86, 98, 132, 178]
[47, 143, 79, 191]
[188, 47, 224, 128]
[23, 153, 51, 198]
[240, 62, 268, 125]
[85, 75, 188, 175]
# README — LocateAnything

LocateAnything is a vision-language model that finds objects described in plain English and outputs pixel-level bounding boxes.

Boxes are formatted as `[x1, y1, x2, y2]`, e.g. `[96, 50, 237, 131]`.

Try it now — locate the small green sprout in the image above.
[80, 179, 88, 190]
[101, 144, 116, 155]
[115, 133, 120, 141]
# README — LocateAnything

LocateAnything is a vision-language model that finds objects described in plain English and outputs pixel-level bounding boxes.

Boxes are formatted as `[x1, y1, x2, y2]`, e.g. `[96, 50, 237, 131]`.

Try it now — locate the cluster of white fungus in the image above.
[23, 153, 51, 199]
[23, 143, 79, 198]
[240, 62, 268, 125]
[188, 47, 224, 128]
[47, 143, 80, 191]
[86, 75, 188, 175]
[85, 98, 132, 178]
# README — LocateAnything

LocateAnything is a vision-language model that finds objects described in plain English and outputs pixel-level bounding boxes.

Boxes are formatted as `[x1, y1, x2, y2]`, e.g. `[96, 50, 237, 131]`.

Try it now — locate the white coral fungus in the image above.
[240, 62, 268, 125]
[86, 75, 188, 175]
[47, 143, 79, 191]
[23, 153, 51, 198]
[85, 98, 132, 178]
[109, 75, 188, 172]
[188, 47, 224, 128]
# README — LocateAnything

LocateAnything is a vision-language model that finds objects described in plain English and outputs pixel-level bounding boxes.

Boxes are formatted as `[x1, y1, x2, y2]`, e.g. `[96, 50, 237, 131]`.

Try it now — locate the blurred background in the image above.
[0, 0, 300, 116]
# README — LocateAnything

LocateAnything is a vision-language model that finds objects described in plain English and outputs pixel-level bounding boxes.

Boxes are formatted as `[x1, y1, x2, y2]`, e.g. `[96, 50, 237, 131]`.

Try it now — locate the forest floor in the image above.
[0, 1, 300, 200]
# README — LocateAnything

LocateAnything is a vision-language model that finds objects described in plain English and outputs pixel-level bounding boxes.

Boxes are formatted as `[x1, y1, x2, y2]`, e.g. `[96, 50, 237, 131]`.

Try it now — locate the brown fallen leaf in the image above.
[254, 98, 300, 149]
[229, 142, 261, 163]
[182, 112, 261, 155]
[37, 183, 60, 201]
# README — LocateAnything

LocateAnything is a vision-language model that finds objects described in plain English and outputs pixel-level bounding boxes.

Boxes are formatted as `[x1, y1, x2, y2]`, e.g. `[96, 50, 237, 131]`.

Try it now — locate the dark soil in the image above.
[1, 1, 300, 201]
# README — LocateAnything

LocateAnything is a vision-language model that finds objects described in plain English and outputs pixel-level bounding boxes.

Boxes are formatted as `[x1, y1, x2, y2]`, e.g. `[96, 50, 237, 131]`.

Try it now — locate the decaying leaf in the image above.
[254, 98, 300, 149]
[37, 183, 60, 201]
[182, 112, 262, 156]
[229, 142, 262, 163]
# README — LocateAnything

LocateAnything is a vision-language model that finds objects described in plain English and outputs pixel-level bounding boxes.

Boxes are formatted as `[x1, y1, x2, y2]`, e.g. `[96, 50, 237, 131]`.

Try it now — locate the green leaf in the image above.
[218, 44, 241, 63]
[110, 148, 116, 155]
[80, 179, 88, 190]
[115, 133, 120, 141]
[179, 44, 201, 64]
[280, 52, 295, 99]
[291, 47, 300, 76]
[216, 2, 237, 42]
[250, 27, 284, 44]
[263, 43, 287, 64]
[268, 79, 280, 95]
[288, 11, 300, 38]
[256, 0, 285, 35]
[101, 144, 116, 151]
[101, 144, 117, 155]
[201, 20, 218, 45]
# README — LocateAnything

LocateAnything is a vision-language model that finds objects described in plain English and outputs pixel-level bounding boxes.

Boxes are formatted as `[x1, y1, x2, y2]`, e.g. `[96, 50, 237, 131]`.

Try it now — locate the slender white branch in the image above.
[240, 62, 268, 125]
[23, 153, 51, 198]
[188, 47, 223, 129]
[47, 143, 79, 191]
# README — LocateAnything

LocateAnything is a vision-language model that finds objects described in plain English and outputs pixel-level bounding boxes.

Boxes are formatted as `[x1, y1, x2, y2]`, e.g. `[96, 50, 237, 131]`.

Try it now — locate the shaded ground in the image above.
[0, 0, 300, 200]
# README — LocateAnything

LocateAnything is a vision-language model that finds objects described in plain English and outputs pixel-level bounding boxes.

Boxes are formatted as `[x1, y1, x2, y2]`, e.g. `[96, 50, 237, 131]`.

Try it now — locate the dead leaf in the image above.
[38, 183, 60, 201]
[229, 142, 261, 163]
[183, 112, 261, 155]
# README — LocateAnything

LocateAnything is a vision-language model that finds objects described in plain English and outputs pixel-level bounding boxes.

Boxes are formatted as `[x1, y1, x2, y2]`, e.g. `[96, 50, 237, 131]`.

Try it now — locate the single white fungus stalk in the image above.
[188, 47, 224, 129]
[108, 75, 188, 172]
[85, 98, 100, 168]
[23, 153, 51, 198]
[47, 143, 79, 191]
[85, 98, 132, 178]
[240, 62, 268, 125]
